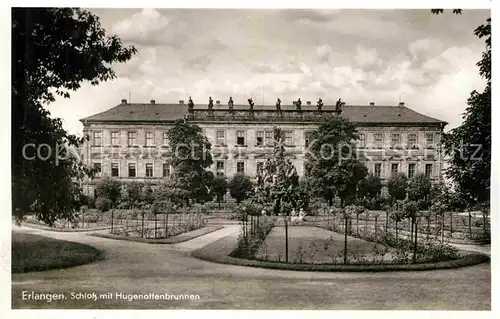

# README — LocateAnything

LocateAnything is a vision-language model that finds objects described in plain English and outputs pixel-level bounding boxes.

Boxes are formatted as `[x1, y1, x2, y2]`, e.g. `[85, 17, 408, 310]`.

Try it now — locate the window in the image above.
[128, 131, 137, 146]
[374, 133, 383, 148]
[425, 164, 433, 178]
[284, 131, 293, 145]
[146, 163, 153, 177]
[111, 132, 119, 146]
[216, 130, 225, 145]
[128, 163, 136, 177]
[374, 163, 382, 177]
[305, 132, 313, 148]
[162, 132, 168, 146]
[408, 163, 416, 178]
[93, 131, 102, 146]
[391, 163, 399, 176]
[163, 163, 170, 177]
[435, 133, 441, 145]
[216, 161, 225, 176]
[111, 163, 119, 177]
[425, 133, 434, 147]
[93, 163, 101, 177]
[236, 161, 245, 174]
[236, 131, 245, 146]
[145, 132, 154, 146]
[265, 131, 273, 145]
[391, 133, 401, 147]
[359, 134, 366, 148]
[408, 133, 418, 149]
[256, 162, 264, 174]
[256, 131, 264, 146]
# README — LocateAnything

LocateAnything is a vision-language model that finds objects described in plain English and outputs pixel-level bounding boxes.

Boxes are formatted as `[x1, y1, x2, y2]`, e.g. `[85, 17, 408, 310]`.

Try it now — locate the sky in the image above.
[45, 8, 491, 136]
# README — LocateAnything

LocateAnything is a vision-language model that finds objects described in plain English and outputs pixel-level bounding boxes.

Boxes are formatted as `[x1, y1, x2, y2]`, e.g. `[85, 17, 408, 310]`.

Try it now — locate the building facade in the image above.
[80, 98, 447, 195]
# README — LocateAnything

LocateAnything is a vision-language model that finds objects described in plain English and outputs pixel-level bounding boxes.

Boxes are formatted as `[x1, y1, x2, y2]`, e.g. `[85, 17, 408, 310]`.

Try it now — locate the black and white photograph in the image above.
[5, 2, 494, 313]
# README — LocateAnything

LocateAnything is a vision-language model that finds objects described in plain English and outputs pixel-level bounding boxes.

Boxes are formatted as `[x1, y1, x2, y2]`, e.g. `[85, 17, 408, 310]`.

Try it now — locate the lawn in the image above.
[255, 226, 395, 264]
[12, 232, 103, 273]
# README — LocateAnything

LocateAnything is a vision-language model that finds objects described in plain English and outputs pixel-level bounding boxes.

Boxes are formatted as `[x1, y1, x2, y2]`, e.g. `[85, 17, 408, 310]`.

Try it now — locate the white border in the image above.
[1, 1, 496, 319]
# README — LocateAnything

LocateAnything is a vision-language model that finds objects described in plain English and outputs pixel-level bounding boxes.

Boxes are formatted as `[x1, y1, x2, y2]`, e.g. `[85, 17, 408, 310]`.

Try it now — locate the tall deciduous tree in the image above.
[212, 176, 229, 209]
[167, 120, 214, 206]
[433, 9, 491, 210]
[305, 117, 367, 207]
[95, 177, 122, 207]
[406, 173, 432, 245]
[229, 174, 253, 204]
[254, 128, 304, 263]
[126, 182, 145, 208]
[357, 174, 383, 201]
[388, 173, 408, 202]
[12, 8, 137, 224]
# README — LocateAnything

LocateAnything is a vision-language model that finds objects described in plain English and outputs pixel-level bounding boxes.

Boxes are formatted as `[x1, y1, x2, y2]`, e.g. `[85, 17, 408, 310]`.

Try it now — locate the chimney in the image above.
[121, 99, 127, 105]
[150, 99, 156, 105]
[369, 102, 375, 106]
[179, 100, 184, 104]
[216, 100, 221, 106]
[306, 101, 311, 106]
[399, 102, 405, 107]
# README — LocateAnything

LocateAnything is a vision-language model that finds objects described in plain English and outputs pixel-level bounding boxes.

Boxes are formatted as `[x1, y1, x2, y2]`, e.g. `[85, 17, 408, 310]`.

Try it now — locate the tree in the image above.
[305, 117, 367, 207]
[167, 120, 215, 206]
[433, 9, 491, 211]
[229, 174, 253, 204]
[388, 173, 408, 201]
[358, 174, 382, 201]
[406, 173, 432, 242]
[126, 182, 144, 208]
[402, 200, 420, 263]
[142, 184, 154, 206]
[212, 176, 229, 209]
[95, 177, 122, 232]
[12, 8, 137, 225]
[407, 173, 432, 207]
[95, 177, 122, 206]
[389, 201, 405, 238]
[253, 128, 304, 263]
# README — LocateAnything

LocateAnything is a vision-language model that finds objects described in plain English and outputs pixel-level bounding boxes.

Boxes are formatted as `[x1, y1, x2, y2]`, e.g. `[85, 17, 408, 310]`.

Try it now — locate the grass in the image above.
[89, 226, 224, 244]
[256, 226, 395, 264]
[191, 229, 490, 272]
[12, 232, 104, 273]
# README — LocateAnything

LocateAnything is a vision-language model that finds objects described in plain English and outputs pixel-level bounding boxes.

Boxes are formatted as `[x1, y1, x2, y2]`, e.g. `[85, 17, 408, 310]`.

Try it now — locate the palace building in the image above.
[80, 98, 447, 195]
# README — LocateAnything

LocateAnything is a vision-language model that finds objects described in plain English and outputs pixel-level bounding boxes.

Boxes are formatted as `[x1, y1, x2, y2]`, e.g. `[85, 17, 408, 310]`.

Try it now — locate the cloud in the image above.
[185, 55, 213, 72]
[202, 39, 229, 52]
[111, 9, 186, 47]
[354, 45, 381, 68]
[251, 63, 280, 74]
[279, 9, 339, 23]
[408, 38, 444, 62]
[50, 9, 487, 136]
[315, 45, 333, 63]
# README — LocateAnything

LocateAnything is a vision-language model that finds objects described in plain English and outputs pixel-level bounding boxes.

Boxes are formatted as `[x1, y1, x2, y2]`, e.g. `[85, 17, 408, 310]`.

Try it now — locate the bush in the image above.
[230, 217, 274, 259]
[95, 197, 112, 212]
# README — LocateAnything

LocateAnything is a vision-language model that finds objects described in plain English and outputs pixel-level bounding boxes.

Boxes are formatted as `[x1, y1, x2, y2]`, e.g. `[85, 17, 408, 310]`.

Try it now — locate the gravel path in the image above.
[11, 224, 490, 310]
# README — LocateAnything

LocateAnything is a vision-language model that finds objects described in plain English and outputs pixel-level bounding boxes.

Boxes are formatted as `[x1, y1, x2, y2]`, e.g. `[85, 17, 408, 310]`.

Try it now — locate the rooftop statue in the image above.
[296, 98, 302, 111]
[208, 96, 214, 110]
[188, 97, 194, 112]
[228, 97, 234, 110]
[248, 98, 254, 110]
[276, 98, 281, 111]
[335, 98, 342, 114]
[317, 98, 323, 111]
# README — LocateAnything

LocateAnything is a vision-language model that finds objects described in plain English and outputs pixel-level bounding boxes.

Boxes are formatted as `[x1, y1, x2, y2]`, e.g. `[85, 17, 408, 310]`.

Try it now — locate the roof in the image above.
[80, 103, 187, 122]
[80, 102, 447, 125]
